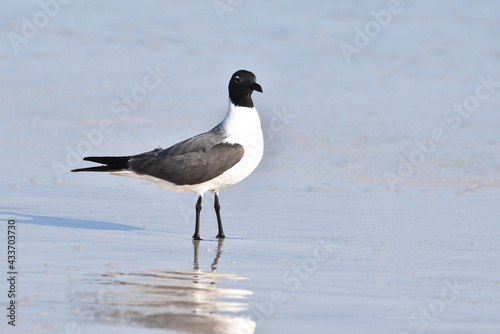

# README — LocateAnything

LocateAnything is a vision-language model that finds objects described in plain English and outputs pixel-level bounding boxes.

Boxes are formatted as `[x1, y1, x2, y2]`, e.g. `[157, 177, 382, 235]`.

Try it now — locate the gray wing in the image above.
[128, 125, 245, 185]
[156, 124, 226, 157]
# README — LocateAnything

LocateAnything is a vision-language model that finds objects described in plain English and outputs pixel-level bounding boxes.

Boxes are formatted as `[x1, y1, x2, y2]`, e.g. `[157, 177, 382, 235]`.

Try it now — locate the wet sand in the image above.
[1, 1, 500, 333]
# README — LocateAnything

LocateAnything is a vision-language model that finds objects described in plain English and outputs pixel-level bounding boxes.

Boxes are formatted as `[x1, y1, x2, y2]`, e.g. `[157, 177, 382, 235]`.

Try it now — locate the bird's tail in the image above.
[71, 156, 130, 172]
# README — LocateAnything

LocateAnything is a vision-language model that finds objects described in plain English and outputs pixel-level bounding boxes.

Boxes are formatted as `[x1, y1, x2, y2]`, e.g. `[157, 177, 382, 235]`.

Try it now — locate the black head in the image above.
[228, 70, 263, 108]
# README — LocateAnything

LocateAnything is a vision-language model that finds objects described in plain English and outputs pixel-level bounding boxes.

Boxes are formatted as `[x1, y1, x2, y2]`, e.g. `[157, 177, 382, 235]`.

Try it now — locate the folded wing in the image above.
[129, 142, 244, 185]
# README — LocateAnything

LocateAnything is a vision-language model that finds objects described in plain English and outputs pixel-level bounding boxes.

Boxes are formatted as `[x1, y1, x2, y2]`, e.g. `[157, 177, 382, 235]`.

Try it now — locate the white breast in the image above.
[206, 101, 264, 192]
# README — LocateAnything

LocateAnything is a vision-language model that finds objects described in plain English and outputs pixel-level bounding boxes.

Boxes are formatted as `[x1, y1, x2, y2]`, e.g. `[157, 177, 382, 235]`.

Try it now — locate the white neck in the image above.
[221, 100, 263, 145]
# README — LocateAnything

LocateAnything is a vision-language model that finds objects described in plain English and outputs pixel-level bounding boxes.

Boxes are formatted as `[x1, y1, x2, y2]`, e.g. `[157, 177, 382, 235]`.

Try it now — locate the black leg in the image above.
[214, 193, 225, 239]
[192, 195, 202, 240]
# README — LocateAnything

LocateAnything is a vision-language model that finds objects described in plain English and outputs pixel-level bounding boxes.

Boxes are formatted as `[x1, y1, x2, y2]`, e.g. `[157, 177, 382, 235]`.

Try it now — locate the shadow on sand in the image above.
[0, 212, 143, 231]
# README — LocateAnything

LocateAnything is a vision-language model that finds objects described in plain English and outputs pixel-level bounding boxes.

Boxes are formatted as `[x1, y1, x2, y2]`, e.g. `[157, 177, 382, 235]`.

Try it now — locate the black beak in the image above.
[252, 82, 263, 93]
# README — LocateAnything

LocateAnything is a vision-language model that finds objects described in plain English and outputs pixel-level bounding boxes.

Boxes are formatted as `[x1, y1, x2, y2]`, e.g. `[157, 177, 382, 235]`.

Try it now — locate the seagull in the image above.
[72, 70, 264, 240]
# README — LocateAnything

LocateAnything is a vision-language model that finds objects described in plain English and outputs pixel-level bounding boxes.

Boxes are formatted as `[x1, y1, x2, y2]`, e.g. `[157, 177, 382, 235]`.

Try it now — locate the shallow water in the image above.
[1, 0, 500, 333]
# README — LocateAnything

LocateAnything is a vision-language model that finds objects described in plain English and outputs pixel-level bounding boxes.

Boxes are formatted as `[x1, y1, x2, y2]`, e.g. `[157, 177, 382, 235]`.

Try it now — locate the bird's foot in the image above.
[192, 234, 202, 241]
[215, 233, 225, 239]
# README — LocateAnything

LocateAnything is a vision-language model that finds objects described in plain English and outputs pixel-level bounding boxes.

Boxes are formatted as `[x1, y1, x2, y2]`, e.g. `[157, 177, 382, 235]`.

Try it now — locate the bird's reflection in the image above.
[71, 239, 255, 334]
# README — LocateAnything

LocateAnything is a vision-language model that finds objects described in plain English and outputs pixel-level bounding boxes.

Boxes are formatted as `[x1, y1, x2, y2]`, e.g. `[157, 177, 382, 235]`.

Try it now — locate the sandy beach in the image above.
[1, 1, 499, 333]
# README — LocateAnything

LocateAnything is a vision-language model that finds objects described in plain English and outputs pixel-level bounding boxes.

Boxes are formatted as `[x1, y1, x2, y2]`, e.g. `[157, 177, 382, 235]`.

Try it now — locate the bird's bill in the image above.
[252, 82, 263, 93]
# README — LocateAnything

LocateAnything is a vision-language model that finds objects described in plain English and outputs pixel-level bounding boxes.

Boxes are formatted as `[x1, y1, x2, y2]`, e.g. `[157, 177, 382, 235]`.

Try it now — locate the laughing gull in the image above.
[72, 70, 264, 240]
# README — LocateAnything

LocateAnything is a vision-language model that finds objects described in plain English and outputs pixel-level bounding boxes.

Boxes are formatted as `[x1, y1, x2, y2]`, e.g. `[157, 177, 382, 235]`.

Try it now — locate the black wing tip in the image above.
[82, 156, 126, 162]
[73, 156, 130, 172]
[71, 166, 128, 173]
[71, 166, 111, 172]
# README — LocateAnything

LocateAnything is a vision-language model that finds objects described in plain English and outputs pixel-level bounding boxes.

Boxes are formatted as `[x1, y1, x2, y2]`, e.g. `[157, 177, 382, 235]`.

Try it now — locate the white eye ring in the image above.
[234, 76, 240, 83]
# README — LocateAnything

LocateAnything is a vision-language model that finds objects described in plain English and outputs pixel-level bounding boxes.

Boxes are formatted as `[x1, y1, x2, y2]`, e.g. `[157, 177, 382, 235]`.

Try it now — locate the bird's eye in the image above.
[234, 76, 240, 83]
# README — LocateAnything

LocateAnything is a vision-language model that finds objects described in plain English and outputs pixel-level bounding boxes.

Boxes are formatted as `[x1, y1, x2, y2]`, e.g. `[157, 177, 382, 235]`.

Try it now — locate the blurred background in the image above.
[2, 0, 499, 191]
[1, 1, 500, 333]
